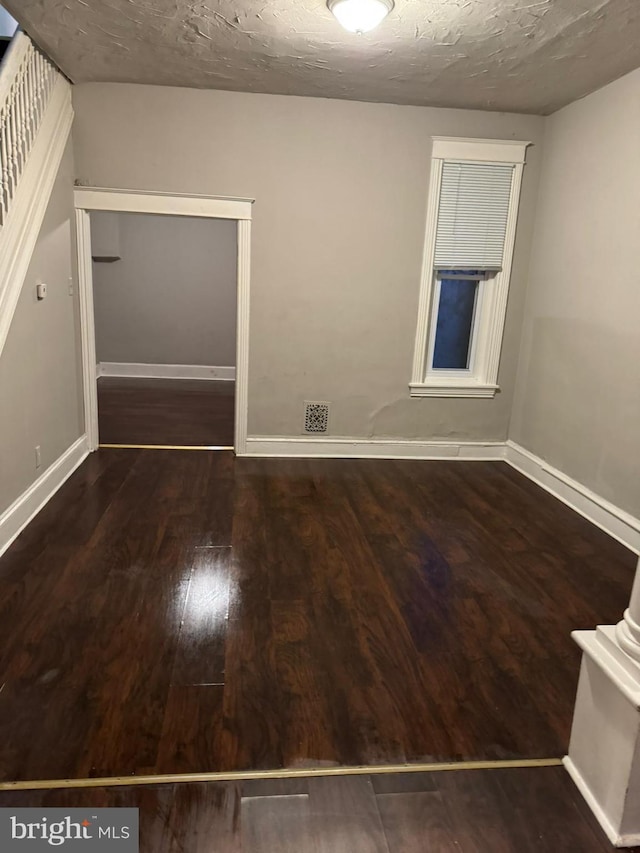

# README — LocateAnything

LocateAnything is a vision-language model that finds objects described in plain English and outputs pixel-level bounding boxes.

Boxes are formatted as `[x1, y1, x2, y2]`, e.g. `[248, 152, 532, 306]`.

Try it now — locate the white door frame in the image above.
[73, 187, 253, 454]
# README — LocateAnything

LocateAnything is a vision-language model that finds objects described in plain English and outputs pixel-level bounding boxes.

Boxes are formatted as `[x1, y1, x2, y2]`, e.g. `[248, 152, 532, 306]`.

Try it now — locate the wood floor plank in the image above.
[371, 771, 439, 795]
[97, 377, 235, 446]
[0, 451, 636, 780]
[155, 686, 225, 775]
[491, 766, 616, 853]
[271, 598, 341, 767]
[309, 464, 456, 763]
[241, 793, 316, 853]
[171, 547, 233, 686]
[377, 791, 459, 853]
[0, 768, 634, 852]
[308, 775, 390, 853]
[0, 681, 94, 782]
[434, 769, 522, 853]
[169, 782, 242, 853]
[241, 778, 310, 798]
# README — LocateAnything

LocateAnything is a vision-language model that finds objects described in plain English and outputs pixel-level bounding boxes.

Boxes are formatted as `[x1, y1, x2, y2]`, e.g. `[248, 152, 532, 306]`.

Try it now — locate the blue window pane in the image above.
[432, 275, 478, 370]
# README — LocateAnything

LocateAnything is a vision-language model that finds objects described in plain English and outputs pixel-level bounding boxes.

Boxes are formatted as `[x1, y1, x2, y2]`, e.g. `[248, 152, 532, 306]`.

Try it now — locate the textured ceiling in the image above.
[5, 0, 640, 114]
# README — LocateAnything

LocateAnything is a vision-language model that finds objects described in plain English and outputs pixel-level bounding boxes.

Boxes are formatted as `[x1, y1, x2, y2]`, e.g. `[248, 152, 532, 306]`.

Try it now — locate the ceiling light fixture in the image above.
[327, 0, 394, 34]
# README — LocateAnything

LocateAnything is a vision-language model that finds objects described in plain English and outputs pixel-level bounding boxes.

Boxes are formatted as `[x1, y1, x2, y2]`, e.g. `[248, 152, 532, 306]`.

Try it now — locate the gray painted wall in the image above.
[72, 84, 545, 440]
[0, 7, 17, 37]
[91, 212, 237, 366]
[511, 67, 640, 519]
[0, 140, 83, 516]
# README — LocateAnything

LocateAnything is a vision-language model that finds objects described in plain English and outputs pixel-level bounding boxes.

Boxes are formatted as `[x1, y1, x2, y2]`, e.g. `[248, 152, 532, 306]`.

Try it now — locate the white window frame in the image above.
[410, 137, 529, 399]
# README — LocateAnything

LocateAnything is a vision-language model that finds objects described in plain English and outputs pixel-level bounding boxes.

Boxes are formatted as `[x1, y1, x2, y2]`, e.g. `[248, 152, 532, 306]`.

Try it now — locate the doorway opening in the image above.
[74, 188, 253, 454]
[91, 211, 236, 447]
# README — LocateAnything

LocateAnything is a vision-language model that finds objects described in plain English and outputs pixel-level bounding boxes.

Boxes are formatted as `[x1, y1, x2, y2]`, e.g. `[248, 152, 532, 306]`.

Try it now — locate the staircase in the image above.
[0, 31, 60, 224]
[0, 28, 73, 358]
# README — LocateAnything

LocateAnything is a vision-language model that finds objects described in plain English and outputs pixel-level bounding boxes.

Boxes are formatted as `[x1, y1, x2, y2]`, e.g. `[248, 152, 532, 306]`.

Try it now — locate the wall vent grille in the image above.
[304, 402, 330, 434]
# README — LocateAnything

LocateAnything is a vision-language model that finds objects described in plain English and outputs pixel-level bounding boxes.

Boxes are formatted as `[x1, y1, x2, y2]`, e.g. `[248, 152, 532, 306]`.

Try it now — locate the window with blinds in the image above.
[410, 136, 528, 398]
[434, 162, 515, 271]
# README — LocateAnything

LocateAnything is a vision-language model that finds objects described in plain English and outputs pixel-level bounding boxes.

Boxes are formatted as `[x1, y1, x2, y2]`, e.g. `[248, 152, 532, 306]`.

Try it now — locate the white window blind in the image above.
[434, 162, 514, 270]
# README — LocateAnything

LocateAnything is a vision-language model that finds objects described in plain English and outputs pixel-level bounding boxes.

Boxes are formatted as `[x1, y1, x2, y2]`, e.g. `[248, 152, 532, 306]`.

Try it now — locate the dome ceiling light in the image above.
[327, 0, 395, 34]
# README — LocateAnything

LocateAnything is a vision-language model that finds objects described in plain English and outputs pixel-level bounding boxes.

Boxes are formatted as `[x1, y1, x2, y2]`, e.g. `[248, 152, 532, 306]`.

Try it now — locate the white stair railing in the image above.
[0, 31, 57, 227]
[0, 28, 72, 361]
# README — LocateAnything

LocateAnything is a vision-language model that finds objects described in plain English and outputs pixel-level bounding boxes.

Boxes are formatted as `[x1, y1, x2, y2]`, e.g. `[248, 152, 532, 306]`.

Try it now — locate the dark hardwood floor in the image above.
[0, 450, 635, 782]
[0, 767, 632, 852]
[97, 377, 235, 446]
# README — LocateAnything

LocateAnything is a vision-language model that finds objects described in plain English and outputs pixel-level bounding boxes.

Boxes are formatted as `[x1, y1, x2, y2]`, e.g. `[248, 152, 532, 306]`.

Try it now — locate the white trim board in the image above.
[563, 756, 640, 848]
[74, 190, 252, 453]
[73, 187, 253, 220]
[505, 441, 640, 555]
[244, 437, 506, 461]
[431, 137, 531, 163]
[0, 76, 74, 359]
[1, 434, 638, 566]
[97, 362, 236, 381]
[0, 435, 89, 559]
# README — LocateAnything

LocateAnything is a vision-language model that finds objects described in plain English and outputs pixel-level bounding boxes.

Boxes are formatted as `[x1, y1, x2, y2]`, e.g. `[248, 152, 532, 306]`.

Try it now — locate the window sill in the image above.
[409, 382, 499, 399]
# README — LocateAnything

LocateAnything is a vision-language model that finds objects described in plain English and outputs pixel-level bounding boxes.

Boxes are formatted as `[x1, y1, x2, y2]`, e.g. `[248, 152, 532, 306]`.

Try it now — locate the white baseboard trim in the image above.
[0, 435, 89, 559]
[243, 437, 506, 461]
[97, 362, 236, 381]
[2, 433, 629, 559]
[563, 756, 640, 848]
[505, 441, 640, 555]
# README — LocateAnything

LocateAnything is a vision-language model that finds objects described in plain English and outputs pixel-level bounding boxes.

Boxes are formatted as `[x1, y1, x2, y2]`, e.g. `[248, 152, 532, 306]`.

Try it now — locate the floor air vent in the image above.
[304, 401, 330, 434]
